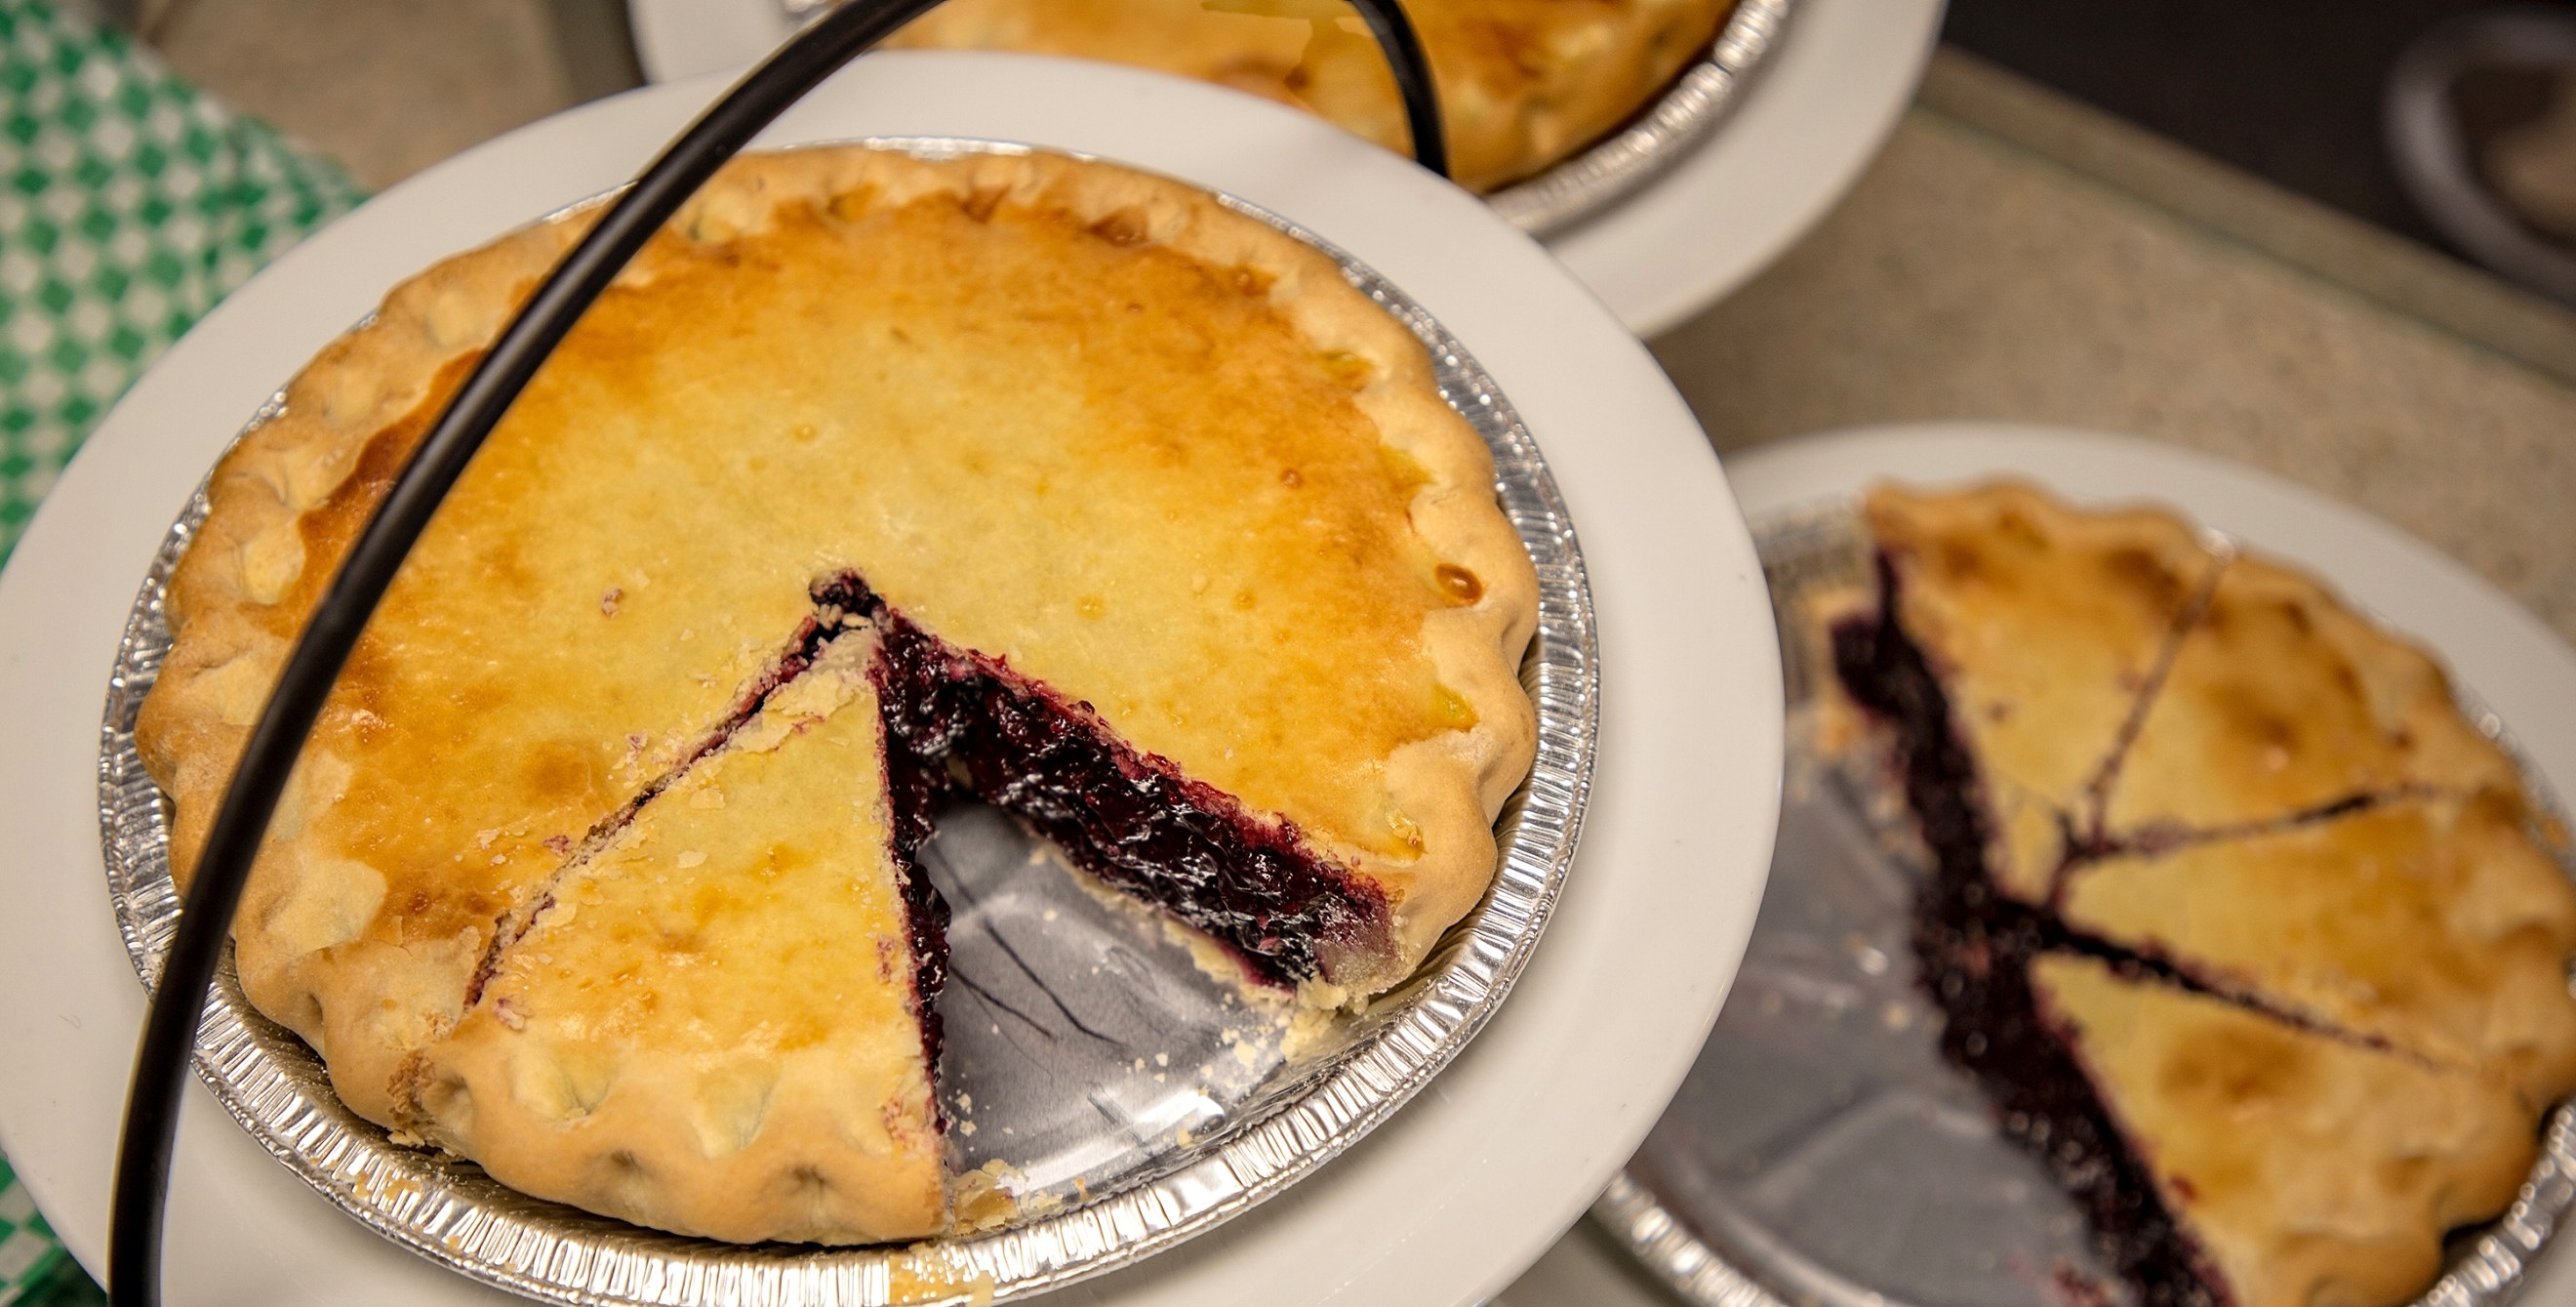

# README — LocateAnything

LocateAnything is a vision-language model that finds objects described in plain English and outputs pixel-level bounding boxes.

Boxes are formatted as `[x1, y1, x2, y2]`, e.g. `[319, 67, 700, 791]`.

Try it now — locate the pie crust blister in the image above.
[111, 142, 1593, 1278]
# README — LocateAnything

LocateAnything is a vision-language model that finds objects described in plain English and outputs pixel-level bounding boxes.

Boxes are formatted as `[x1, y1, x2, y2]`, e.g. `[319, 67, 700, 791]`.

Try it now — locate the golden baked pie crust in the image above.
[2062, 792, 2576, 1110]
[2035, 954, 2536, 1307]
[135, 145, 1540, 1243]
[1835, 481, 2576, 1307]
[882, 0, 1740, 192]
[1862, 482, 2221, 896]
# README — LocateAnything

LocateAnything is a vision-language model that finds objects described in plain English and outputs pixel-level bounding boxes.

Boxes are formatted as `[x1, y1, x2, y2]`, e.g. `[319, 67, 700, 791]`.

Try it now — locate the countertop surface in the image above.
[1661, 49, 2576, 643]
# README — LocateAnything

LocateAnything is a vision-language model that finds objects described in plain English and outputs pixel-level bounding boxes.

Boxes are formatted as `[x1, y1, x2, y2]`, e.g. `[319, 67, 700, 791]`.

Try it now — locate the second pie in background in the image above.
[883, 0, 1742, 192]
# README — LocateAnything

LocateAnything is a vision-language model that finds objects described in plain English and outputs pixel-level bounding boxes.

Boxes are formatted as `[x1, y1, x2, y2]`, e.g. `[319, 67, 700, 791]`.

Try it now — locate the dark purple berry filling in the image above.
[465, 570, 1388, 1135]
[1832, 553, 2228, 1307]
[817, 574, 1389, 991]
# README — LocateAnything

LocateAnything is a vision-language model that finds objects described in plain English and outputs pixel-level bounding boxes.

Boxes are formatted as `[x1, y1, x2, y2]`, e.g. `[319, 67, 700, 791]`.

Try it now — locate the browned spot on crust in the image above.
[523, 740, 597, 802]
[1996, 508, 2050, 551]
[1087, 208, 1149, 247]
[1435, 562, 1483, 603]
[2103, 547, 2186, 607]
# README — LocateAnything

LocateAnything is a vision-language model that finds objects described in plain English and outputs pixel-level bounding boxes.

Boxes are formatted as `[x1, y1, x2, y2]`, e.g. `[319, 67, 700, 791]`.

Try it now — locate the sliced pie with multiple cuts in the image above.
[136, 145, 1540, 1243]
[1828, 481, 2576, 1307]
[882, 0, 1741, 193]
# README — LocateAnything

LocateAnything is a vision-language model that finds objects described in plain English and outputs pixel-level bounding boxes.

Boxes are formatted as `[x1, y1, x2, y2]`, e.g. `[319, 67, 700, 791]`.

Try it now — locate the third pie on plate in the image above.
[1824, 482, 2576, 1307]
[134, 144, 1539, 1245]
[884, 0, 1743, 193]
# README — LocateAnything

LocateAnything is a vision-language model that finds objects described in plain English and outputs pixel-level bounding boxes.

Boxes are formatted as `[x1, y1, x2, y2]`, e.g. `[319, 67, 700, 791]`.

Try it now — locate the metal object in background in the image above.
[2388, 7, 2576, 306]
[1600, 504, 2576, 1307]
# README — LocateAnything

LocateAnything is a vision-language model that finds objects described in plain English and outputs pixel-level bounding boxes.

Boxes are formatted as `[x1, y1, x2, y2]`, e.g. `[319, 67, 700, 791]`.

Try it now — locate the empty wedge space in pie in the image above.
[1821, 482, 2576, 1307]
[134, 145, 1540, 1245]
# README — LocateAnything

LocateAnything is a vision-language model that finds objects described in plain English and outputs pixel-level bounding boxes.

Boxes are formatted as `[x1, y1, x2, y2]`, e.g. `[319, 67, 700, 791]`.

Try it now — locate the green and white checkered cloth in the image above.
[0, 1159, 89, 1307]
[2, 1, 365, 1300]
[2, 0, 364, 563]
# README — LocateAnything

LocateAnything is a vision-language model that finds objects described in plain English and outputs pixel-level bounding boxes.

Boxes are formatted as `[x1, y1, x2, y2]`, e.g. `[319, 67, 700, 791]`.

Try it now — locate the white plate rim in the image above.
[1716, 418, 2576, 1307]
[624, 0, 1946, 338]
[0, 54, 1784, 1307]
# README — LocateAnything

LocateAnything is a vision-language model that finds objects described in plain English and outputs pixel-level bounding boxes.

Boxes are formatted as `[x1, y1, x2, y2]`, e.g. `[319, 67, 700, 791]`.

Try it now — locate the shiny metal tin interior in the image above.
[96, 140, 1597, 1307]
[1598, 503, 2576, 1307]
[1487, 0, 1795, 235]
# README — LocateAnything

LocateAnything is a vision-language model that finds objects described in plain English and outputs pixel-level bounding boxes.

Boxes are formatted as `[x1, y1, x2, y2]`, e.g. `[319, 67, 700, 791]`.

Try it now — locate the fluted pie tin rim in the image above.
[95, 139, 1598, 1307]
[1487, 0, 1796, 235]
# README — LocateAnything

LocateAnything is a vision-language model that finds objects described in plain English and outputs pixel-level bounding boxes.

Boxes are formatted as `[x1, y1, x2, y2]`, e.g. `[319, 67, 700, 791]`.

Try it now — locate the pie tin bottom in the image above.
[1599, 505, 2576, 1307]
[94, 139, 1599, 1307]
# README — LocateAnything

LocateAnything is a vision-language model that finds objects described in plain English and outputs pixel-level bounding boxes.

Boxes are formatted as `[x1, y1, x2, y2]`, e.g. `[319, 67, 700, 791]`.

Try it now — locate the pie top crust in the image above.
[1834, 481, 2576, 1307]
[415, 634, 947, 1242]
[2061, 792, 2576, 1110]
[2105, 552, 2523, 837]
[1863, 483, 2220, 894]
[134, 145, 1539, 1241]
[882, 0, 1740, 193]
[2034, 953, 2535, 1307]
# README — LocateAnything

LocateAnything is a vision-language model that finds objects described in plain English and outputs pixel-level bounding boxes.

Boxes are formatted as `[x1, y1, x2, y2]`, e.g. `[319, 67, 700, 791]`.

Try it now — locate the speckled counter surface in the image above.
[1498, 46, 2576, 1307]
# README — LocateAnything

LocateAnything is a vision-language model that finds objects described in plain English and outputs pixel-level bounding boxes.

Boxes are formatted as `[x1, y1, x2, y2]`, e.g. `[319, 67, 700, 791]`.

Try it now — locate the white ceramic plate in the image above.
[0, 55, 1782, 1307]
[1541, 420, 2576, 1307]
[627, 0, 1944, 337]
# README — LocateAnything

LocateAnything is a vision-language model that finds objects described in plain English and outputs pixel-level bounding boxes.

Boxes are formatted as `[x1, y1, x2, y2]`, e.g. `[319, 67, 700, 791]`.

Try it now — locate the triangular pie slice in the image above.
[2032, 954, 2535, 1307]
[2058, 792, 2576, 1109]
[2103, 553, 2522, 841]
[413, 632, 947, 1242]
[1851, 482, 2221, 897]
[136, 146, 1540, 1242]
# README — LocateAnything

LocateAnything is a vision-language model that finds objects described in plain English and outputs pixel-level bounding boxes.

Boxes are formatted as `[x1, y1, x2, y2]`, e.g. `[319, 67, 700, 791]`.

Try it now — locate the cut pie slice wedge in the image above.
[2057, 792, 2576, 1109]
[411, 632, 947, 1243]
[2033, 954, 2536, 1307]
[1855, 483, 2221, 897]
[2103, 553, 2523, 841]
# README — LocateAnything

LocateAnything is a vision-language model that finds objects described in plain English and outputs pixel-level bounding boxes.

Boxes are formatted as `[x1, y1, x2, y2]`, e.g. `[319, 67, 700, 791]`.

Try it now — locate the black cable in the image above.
[105, 4, 1443, 1303]
[1346, 0, 1446, 180]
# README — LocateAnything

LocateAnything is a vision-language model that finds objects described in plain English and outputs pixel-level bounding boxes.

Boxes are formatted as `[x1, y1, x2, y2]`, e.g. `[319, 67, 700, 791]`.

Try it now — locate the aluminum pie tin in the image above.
[1487, 0, 1795, 235]
[1597, 503, 2576, 1307]
[95, 139, 1598, 1307]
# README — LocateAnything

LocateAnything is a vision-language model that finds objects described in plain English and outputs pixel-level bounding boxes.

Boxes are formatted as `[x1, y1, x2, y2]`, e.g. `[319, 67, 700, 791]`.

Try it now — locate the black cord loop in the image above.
[106, 4, 1443, 1303]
